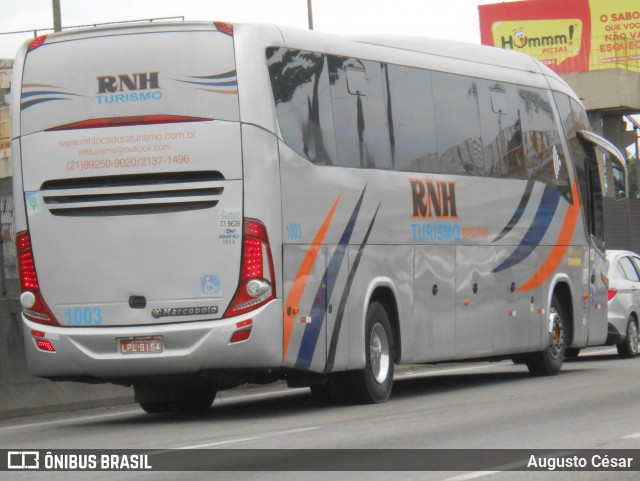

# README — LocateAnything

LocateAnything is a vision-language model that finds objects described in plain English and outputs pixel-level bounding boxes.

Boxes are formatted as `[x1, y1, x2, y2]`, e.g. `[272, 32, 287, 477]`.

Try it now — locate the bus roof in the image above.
[15, 20, 580, 121]
[26, 20, 569, 86]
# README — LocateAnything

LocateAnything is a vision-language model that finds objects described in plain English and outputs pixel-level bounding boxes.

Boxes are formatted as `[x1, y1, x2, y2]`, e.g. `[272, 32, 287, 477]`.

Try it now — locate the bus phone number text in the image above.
[67, 155, 190, 172]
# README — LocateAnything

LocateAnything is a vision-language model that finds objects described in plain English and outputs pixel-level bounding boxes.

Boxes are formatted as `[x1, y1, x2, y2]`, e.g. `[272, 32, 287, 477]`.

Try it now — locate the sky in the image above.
[0, 0, 503, 60]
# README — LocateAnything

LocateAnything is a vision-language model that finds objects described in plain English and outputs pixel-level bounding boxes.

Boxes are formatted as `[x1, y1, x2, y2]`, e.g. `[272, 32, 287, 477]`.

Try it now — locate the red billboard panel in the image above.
[479, 0, 640, 73]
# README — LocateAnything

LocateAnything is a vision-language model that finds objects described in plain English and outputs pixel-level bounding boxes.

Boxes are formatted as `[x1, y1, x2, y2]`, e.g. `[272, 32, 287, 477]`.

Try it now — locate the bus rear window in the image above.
[20, 30, 238, 135]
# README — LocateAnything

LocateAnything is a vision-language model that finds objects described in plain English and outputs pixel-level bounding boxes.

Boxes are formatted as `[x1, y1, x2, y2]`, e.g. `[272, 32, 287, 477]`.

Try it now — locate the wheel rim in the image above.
[370, 322, 390, 384]
[548, 309, 564, 360]
[628, 320, 638, 354]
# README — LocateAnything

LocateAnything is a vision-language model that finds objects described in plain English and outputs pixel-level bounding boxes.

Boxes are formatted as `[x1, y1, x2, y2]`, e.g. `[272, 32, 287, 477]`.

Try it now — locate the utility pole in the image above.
[52, 0, 62, 32]
[307, 0, 314, 30]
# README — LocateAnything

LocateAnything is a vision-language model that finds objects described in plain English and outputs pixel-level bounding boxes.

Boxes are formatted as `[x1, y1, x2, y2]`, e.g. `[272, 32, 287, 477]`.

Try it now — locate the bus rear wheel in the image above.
[341, 301, 395, 404]
[525, 295, 565, 376]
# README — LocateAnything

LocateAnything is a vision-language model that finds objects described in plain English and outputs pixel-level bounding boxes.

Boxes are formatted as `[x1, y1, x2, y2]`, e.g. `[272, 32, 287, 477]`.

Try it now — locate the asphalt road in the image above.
[1, 347, 639, 480]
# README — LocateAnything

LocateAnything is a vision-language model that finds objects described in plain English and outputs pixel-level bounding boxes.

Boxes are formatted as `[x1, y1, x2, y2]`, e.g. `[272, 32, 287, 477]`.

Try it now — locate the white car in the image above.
[605, 250, 640, 358]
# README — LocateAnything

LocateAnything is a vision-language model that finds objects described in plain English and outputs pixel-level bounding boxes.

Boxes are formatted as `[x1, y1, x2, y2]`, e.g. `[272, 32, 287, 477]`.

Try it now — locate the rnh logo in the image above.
[97, 72, 160, 93]
[410, 179, 458, 218]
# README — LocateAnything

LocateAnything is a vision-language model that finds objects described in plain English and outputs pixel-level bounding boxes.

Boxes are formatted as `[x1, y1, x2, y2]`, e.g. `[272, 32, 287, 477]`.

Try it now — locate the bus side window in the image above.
[266, 47, 337, 166]
[586, 155, 605, 248]
[519, 87, 571, 200]
[553, 91, 592, 207]
[612, 159, 627, 200]
[386, 64, 438, 173]
[582, 132, 628, 203]
[431, 72, 483, 176]
[329, 56, 391, 170]
[477, 80, 524, 179]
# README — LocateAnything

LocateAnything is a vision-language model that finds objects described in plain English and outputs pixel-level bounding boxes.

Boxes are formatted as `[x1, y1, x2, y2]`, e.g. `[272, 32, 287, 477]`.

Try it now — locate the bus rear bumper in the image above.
[21, 300, 284, 380]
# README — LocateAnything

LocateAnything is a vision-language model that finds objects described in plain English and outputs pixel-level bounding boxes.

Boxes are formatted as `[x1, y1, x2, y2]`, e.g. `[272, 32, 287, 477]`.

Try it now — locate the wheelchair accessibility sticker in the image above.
[201, 275, 221, 297]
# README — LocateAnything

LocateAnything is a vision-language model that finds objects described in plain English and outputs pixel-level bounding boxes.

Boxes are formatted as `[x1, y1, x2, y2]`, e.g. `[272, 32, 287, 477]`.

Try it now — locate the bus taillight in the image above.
[225, 219, 276, 317]
[214, 22, 233, 36]
[16, 231, 59, 326]
[27, 35, 47, 52]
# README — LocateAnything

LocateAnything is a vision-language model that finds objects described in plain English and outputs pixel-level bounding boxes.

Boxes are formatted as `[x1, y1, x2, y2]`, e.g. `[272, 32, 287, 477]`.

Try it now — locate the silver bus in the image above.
[11, 21, 625, 413]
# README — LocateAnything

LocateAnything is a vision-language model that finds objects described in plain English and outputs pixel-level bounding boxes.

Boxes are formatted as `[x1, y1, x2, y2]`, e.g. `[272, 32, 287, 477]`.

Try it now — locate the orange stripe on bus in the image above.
[196, 88, 239, 94]
[22, 83, 62, 88]
[282, 196, 340, 362]
[518, 180, 581, 292]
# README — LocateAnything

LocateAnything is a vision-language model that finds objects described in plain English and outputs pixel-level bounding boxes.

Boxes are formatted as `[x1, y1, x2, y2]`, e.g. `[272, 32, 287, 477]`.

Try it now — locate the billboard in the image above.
[479, 0, 640, 73]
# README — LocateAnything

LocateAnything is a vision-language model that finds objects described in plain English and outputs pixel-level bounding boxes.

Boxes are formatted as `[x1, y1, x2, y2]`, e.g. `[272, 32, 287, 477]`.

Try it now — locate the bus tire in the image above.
[341, 301, 395, 404]
[526, 295, 565, 376]
[181, 389, 217, 413]
[616, 316, 638, 359]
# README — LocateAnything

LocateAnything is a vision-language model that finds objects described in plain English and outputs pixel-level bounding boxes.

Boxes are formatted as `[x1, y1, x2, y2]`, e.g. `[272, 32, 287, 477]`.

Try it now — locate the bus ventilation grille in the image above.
[39, 171, 225, 217]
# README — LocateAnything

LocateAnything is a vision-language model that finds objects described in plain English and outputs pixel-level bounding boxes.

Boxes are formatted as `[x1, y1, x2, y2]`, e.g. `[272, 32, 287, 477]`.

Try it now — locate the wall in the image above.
[604, 197, 640, 254]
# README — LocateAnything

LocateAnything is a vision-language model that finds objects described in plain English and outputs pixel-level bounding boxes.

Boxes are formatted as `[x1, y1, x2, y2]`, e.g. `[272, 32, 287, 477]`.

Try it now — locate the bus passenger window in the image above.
[386, 64, 438, 173]
[587, 158, 605, 246]
[519, 87, 571, 199]
[478, 81, 524, 179]
[612, 159, 627, 200]
[266, 47, 337, 166]
[329, 56, 392, 170]
[431, 72, 483, 176]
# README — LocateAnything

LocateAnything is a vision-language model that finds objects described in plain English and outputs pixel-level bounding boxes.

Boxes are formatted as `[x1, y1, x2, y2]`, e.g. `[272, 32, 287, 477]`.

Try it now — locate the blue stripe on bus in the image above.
[294, 187, 366, 370]
[21, 90, 78, 99]
[492, 185, 561, 273]
[492, 178, 535, 243]
[188, 71, 237, 80]
[173, 79, 238, 87]
[172, 71, 238, 88]
[325, 202, 380, 373]
[21, 97, 70, 110]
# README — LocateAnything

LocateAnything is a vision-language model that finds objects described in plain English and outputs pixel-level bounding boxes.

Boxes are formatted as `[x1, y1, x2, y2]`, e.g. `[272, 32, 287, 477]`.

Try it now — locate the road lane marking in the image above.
[397, 363, 513, 380]
[175, 426, 320, 449]
[0, 408, 141, 431]
[217, 387, 307, 402]
[579, 347, 617, 356]
[622, 432, 640, 439]
[445, 472, 500, 481]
